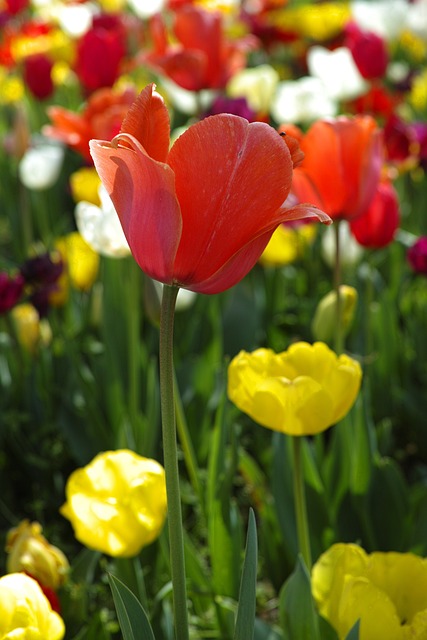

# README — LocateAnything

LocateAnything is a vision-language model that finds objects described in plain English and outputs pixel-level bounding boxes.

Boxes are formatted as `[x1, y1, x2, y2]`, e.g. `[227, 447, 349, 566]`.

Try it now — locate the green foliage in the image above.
[109, 574, 155, 640]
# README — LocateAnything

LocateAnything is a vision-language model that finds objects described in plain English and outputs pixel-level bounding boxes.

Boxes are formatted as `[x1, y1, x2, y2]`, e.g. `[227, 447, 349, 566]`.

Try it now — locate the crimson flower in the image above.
[345, 21, 388, 80]
[290, 116, 383, 222]
[0, 272, 24, 313]
[90, 84, 329, 294]
[350, 180, 400, 248]
[43, 87, 137, 163]
[142, 6, 256, 91]
[24, 53, 54, 100]
[75, 14, 126, 93]
[408, 237, 427, 275]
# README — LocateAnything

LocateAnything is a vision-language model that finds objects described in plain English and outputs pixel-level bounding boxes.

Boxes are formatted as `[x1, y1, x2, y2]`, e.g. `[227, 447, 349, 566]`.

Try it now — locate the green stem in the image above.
[333, 220, 343, 355]
[291, 436, 312, 571]
[127, 261, 141, 447]
[159, 284, 189, 640]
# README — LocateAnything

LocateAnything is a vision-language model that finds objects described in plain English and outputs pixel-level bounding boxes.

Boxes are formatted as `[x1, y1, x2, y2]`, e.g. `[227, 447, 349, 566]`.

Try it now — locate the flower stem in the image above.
[291, 436, 312, 570]
[333, 220, 343, 355]
[159, 283, 189, 640]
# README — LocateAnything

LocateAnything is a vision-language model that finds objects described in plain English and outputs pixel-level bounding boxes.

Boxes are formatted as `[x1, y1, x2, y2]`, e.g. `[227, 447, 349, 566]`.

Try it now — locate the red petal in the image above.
[168, 115, 293, 286]
[120, 84, 170, 162]
[190, 230, 273, 294]
[90, 134, 181, 282]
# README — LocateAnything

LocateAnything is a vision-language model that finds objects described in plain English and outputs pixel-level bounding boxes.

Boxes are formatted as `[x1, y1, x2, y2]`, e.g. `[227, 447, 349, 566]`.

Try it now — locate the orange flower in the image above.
[291, 116, 383, 221]
[90, 83, 329, 294]
[43, 86, 137, 163]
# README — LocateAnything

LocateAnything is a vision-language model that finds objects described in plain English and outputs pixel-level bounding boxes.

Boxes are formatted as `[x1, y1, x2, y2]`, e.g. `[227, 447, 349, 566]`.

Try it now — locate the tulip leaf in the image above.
[108, 574, 156, 640]
[279, 555, 321, 640]
[234, 508, 258, 640]
[344, 620, 360, 640]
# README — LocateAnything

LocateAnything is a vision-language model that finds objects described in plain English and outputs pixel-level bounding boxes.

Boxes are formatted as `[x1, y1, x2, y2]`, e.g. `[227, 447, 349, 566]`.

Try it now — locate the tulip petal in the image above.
[168, 114, 294, 285]
[333, 116, 383, 218]
[279, 202, 332, 224]
[90, 135, 182, 282]
[119, 83, 171, 162]
[187, 228, 273, 294]
[295, 120, 348, 217]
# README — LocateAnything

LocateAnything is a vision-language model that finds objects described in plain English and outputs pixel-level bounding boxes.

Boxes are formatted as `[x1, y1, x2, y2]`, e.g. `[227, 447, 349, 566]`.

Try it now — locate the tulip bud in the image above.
[6, 520, 69, 590]
[11, 303, 41, 354]
[312, 285, 358, 344]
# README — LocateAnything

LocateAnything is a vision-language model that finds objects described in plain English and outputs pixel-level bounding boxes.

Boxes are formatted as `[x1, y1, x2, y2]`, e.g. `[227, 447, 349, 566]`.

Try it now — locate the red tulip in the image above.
[23, 53, 53, 100]
[350, 180, 400, 248]
[345, 22, 388, 80]
[0, 272, 24, 313]
[290, 116, 383, 222]
[408, 237, 427, 275]
[44, 87, 137, 163]
[142, 6, 256, 91]
[90, 84, 329, 294]
[75, 14, 126, 93]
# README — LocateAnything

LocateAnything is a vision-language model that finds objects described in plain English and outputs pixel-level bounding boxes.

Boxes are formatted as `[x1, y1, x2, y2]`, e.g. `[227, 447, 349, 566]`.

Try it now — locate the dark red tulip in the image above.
[408, 237, 427, 275]
[345, 21, 388, 80]
[23, 53, 53, 100]
[0, 272, 24, 313]
[75, 14, 126, 93]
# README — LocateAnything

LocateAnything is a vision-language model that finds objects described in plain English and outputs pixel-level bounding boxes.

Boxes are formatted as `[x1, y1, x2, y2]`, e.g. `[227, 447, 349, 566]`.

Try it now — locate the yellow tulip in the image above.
[312, 543, 427, 640]
[69, 167, 101, 206]
[11, 303, 41, 355]
[227, 342, 362, 436]
[227, 64, 279, 115]
[61, 450, 167, 557]
[50, 232, 99, 305]
[259, 223, 317, 267]
[6, 520, 69, 591]
[0, 573, 65, 640]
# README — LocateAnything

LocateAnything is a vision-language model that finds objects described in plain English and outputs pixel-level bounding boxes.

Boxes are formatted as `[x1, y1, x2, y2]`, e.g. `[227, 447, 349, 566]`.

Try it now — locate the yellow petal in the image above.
[61, 450, 167, 557]
[366, 552, 427, 626]
[338, 575, 404, 640]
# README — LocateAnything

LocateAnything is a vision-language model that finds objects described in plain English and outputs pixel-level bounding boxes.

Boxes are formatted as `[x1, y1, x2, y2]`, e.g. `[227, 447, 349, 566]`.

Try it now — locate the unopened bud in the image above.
[6, 520, 69, 590]
[312, 285, 358, 343]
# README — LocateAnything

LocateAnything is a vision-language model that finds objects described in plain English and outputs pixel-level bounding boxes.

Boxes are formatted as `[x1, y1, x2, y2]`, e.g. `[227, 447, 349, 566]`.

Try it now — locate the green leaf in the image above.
[345, 620, 360, 640]
[108, 574, 156, 640]
[234, 508, 258, 640]
[279, 555, 321, 640]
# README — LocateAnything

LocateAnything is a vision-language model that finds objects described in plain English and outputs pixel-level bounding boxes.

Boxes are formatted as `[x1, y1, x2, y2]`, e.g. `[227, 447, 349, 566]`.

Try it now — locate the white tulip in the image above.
[19, 138, 64, 191]
[75, 185, 131, 258]
[307, 46, 368, 102]
[227, 64, 279, 114]
[350, 0, 407, 40]
[271, 76, 337, 124]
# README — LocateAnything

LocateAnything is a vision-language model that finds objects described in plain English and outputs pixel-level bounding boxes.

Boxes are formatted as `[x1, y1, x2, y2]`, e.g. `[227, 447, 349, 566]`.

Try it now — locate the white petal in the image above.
[271, 76, 337, 124]
[307, 46, 368, 101]
[18, 139, 64, 190]
[350, 0, 407, 40]
[75, 187, 131, 258]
